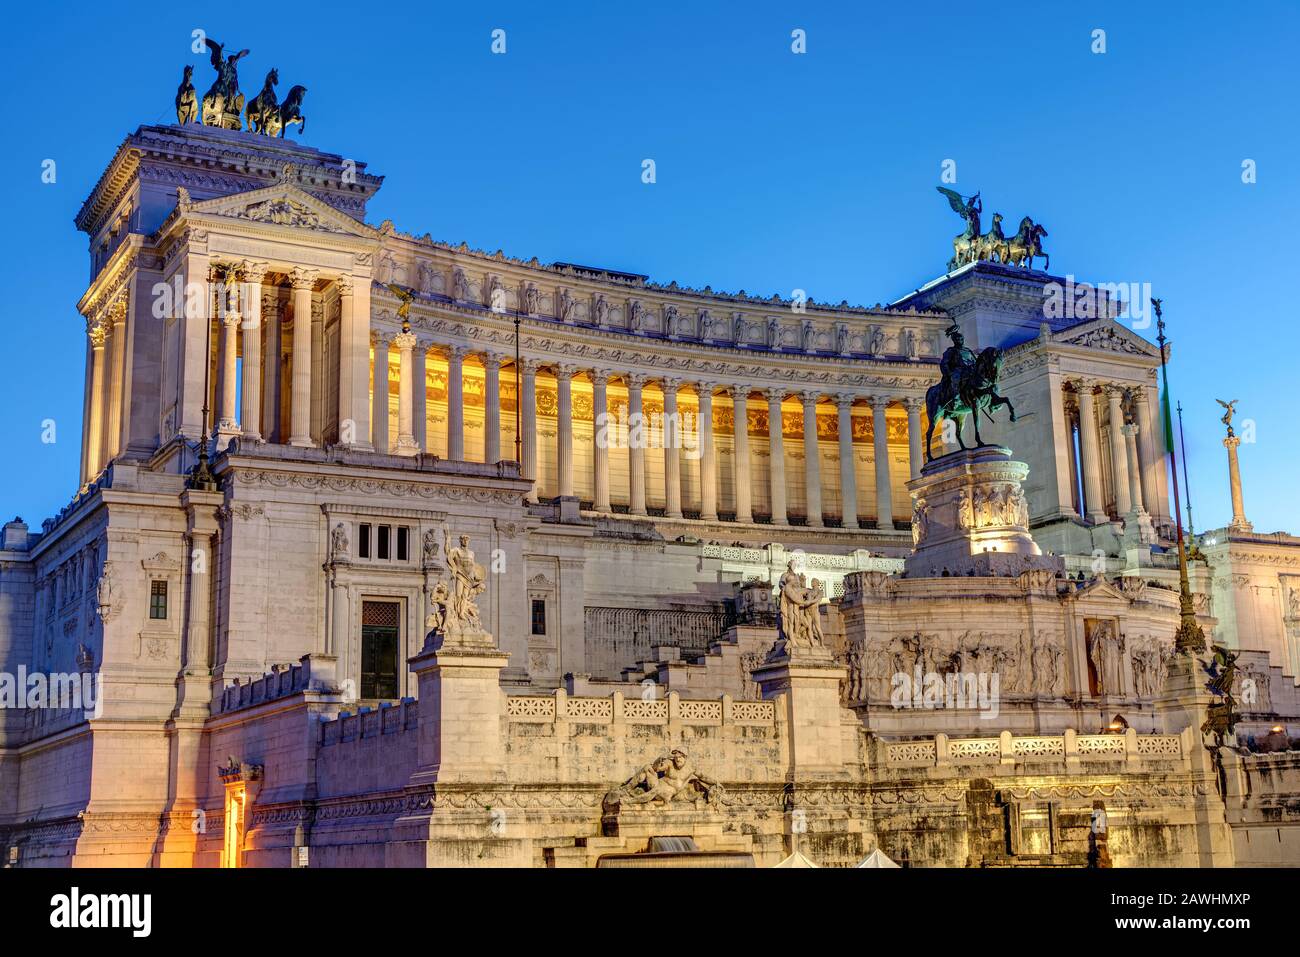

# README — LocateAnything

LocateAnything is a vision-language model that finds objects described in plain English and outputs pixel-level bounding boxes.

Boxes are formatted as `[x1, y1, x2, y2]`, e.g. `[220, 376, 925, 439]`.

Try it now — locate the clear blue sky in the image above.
[0, 1, 1295, 534]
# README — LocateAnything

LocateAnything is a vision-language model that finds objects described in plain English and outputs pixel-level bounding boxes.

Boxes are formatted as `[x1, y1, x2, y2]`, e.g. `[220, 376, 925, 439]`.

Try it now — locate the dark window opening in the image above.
[397, 526, 409, 562]
[149, 580, 168, 620]
[358, 523, 371, 559]
[361, 600, 401, 699]
[531, 598, 547, 636]
[377, 525, 391, 560]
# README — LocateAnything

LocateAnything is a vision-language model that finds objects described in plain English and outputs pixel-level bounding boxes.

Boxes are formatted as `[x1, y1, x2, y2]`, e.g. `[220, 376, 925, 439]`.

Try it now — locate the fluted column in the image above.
[628, 374, 647, 515]
[261, 292, 281, 442]
[766, 389, 787, 525]
[521, 359, 539, 503]
[412, 343, 428, 453]
[732, 387, 752, 523]
[836, 393, 859, 529]
[105, 301, 127, 459]
[484, 352, 503, 463]
[592, 369, 611, 511]
[905, 397, 923, 480]
[85, 321, 108, 476]
[1106, 386, 1131, 518]
[871, 396, 894, 529]
[1224, 433, 1252, 532]
[801, 391, 823, 527]
[239, 266, 265, 442]
[217, 311, 241, 444]
[288, 268, 317, 448]
[1133, 385, 1159, 520]
[446, 346, 466, 460]
[662, 378, 682, 519]
[394, 327, 419, 456]
[371, 331, 391, 453]
[1122, 423, 1145, 513]
[556, 364, 575, 497]
[698, 384, 718, 521]
[1076, 380, 1106, 523]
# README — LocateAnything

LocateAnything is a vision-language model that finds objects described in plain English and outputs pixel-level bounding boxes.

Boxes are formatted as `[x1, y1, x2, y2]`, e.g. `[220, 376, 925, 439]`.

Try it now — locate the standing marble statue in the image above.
[776, 560, 825, 653]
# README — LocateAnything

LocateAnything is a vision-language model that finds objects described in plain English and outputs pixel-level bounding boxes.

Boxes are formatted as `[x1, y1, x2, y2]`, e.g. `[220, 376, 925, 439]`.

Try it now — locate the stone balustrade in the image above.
[320, 698, 419, 746]
[217, 654, 339, 715]
[881, 728, 1184, 769]
[504, 689, 775, 728]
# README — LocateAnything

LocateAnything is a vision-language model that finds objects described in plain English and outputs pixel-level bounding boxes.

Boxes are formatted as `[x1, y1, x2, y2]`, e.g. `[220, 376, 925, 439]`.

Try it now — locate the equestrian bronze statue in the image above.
[923, 324, 1017, 461]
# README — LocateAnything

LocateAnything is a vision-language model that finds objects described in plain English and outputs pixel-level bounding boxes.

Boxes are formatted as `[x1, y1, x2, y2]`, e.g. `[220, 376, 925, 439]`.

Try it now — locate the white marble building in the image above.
[1, 120, 1297, 868]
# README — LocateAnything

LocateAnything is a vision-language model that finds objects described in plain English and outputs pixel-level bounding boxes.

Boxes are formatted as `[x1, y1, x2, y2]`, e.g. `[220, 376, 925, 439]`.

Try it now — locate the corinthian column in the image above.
[871, 396, 894, 529]
[105, 301, 127, 460]
[628, 374, 647, 515]
[662, 378, 682, 519]
[217, 311, 241, 447]
[239, 264, 265, 442]
[732, 387, 752, 523]
[484, 352, 503, 463]
[556, 363, 575, 497]
[393, 326, 419, 456]
[592, 369, 611, 511]
[836, 394, 859, 529]
[905, 397, 923, 479]
[1106, 386, 1131, 518]
[261, 292, 281, 443]
[1133, 385, 1161, 521]
[371, 331, 391, 453]
[698, 384, 718, 522]
[446, 346, 466, 460]
[801, 391, 823, 527]
[521, 359, 539, 503]
[288, 268, 318, 448]
[1076, 380, 1106, 523]
[1122, 422, 1146, 513]
[85, 321, 108, 477]
[412, 342, 428, 453]
[766, 389, 787, 525]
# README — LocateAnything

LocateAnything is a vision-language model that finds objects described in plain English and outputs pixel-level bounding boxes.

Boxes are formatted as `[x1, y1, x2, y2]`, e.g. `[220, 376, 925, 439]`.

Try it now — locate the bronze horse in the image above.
[245, 69, 280, 135]
[924, 346, 1016, 460]
[277, 85, 307, 137]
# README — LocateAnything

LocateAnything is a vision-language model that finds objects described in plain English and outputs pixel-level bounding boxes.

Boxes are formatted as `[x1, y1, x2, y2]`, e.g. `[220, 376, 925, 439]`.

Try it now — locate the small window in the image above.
[377, 525, 391, 560]
[149, 580, 168, 620]
[396, 526, 409, 562]
[358, 523, 371, 559]
[531, 599, 547, 636]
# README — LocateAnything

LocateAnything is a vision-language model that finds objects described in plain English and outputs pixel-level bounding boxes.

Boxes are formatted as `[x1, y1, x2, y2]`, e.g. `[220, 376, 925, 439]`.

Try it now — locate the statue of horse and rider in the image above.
[923, 324, 1017, 462]
[936, 187, 1049, 272]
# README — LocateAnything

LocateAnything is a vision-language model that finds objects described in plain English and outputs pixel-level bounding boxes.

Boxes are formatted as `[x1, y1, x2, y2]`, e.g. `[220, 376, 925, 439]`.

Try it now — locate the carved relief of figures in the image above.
[801, 321, 816, 351]
[558, 288, 575, 322]
[1032, 639, 1063, 696]
[629, 300, 644, 332]
[376, 252, 397, 285]
[766, 318, 781, 349]
[422, 528, 440, 565]
[699, 310, 715, 340]
[1287, 586, 1300, 620]
[488, 276, 506, 313]
[912, 498, 929, 546]
[1088, 620, 1125, 696]
[955, 489, 973, 530]
[523, 284, 540, 315]
[903, 328, 917, 359]
[1129, 637, 1165, 698]
[417, 260, 438, 296]
[605, 750, 721, 808]
[869, 326, 886, 356]
[593, 294, 609, 326]
[732, 313, 747, 343]
[844, 643, 866, 703]
[836, 323, 850, 355]
[452, 268, 470, 301]
[663, 304, 680, 334]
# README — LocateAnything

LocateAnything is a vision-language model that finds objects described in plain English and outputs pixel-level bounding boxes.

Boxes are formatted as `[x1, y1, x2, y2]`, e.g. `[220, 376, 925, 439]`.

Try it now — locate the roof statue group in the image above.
[937, 187, 1049, 273]
[174, 38, 306, 137]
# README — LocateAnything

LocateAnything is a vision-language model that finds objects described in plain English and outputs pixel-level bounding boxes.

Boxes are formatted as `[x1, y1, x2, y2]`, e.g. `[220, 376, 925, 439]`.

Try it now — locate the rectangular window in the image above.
[358, 523, 371, 559]
[397, 526, 409, 562]
[361, 600, 401, 699]
[149, 580, 168, 620]
[377, 525, 391, 560]
[531, 599, 547, 636]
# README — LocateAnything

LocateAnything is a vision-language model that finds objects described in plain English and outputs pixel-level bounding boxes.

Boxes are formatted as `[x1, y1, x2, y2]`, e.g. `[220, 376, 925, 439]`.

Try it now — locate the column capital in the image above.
[241, 260, 270, 284]
[371, 329, 393, 348]
[88, 320, 108, 348]
[393, 329, 417, 351]
[222, 311, 242, 328]
[289, 267, 319, 291]
[902, 395, 925, 413]
[625, 372, 646, 389]
[482, 350, 506, 369]
[589, 367, 611, 386]
[335, 275, 355, 296]
[729, 384, 750, 401]
[868, 394, 891, 411]
[1126, 383, 1146, 401]
[799, 389, 821, 405]
[695, 381, 718, 397]
[1073, 376, 1099, 394]
[519, 356, 541, 376]
[1122, 422, 1140, 438]
[834, 392, 857, 410]
[445, 344, 468, 362]
[555, 362, 578, 380]
[764, 387, 786, 404]
[1104, 382, 1127, 400]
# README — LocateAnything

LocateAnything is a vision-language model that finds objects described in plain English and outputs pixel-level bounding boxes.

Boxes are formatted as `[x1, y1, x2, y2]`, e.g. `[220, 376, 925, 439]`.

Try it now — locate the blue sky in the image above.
[0, 1, 1295, 534]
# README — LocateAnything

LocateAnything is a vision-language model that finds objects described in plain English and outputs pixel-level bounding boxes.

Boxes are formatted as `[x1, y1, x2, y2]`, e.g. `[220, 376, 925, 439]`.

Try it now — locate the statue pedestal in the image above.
[905, 446, 1062, 578]
[752, 648, 860, 779]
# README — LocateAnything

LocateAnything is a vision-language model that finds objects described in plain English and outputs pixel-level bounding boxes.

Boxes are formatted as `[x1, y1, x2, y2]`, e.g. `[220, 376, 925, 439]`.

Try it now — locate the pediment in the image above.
[186, 182, 378, 239]
[1054, 317, 1159, 358]
[1074, 577, 1133, 604]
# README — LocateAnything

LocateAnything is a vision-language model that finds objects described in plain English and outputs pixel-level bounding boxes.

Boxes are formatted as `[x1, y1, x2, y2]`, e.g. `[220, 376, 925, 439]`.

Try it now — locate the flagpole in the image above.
[1152, 299, 1205, 655]
[1176, 400, 1195, 540]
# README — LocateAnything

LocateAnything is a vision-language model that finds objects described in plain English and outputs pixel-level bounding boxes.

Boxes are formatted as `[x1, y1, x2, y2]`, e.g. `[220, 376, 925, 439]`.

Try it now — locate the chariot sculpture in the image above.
[174, 39, 307, 136]
[936, 187, 1049, 272]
